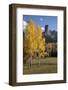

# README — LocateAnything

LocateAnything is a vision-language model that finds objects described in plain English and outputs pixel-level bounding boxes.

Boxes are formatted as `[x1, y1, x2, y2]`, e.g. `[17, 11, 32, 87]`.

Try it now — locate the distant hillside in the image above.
[45, 30, 57, 43]
[42, 25, 57, 43]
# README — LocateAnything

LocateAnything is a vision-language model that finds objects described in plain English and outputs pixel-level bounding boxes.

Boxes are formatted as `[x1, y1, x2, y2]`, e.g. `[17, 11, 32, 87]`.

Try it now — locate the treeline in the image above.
[46, 43, 57, 57]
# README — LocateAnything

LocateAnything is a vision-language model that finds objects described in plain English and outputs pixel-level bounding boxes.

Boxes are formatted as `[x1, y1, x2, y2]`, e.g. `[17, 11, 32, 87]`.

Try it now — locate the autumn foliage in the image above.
[23, 20, 45, 64]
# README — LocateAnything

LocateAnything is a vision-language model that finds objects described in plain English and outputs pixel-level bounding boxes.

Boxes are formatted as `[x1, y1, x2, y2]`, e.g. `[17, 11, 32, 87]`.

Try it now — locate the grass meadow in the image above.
[23, 57, 57, 74]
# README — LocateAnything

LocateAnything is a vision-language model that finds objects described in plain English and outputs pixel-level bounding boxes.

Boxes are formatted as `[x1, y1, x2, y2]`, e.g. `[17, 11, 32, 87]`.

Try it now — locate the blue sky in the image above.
[23, 15, 57, 31]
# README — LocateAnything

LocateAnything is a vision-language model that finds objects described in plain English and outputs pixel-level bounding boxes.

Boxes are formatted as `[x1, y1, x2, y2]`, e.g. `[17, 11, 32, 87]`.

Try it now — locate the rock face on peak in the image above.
[42, 25, 57, 43]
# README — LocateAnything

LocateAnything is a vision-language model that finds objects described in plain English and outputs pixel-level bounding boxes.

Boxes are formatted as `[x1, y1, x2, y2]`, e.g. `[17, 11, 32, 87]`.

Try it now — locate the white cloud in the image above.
[23, 21, 27, 30]
[41, 27, 45, 32]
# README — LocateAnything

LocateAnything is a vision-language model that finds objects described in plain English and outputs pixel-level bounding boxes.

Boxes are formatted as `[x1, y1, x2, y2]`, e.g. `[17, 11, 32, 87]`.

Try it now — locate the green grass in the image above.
[23, 57, 57, 75]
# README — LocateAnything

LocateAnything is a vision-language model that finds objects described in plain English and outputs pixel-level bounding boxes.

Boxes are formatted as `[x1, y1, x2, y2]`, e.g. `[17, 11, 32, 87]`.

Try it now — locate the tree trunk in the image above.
[38, 54, 40, 66]
[29, 56, 32, 68]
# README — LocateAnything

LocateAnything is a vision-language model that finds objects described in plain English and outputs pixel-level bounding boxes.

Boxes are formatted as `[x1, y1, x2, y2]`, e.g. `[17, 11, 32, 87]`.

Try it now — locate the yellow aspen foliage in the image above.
[24, 19, 45, 61]
[24, 19, 37, 56]
[36, 26, 45, 58]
